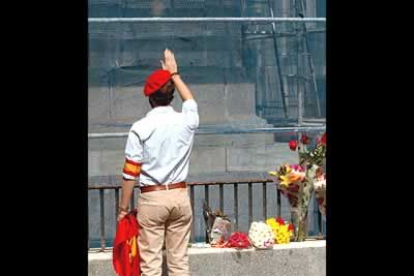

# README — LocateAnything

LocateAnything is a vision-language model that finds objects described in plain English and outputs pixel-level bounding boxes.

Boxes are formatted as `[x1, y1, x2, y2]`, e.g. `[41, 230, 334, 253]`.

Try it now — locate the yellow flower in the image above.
[275, 224, 292, 244]
[266, 217, 293, 244]
[284, 164, 292, 173]
[279, 175, 292, 187]
[269, 171, 278, 177]
[266, 218, 277, 229]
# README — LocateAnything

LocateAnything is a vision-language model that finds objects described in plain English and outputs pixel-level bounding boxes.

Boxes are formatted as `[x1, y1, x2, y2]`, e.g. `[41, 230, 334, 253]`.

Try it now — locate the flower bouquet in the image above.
[248, 221, 274, 249]
[294, 132, 326, 167]
[266, 217, 294, 244]
[269, 132, 326, 241]
[269, 163, 312, 241]
[223, 232, 251, 249]
[203, 201, 232, 246]
[295, 132, 327, 219]
[313, 172, 326, 216]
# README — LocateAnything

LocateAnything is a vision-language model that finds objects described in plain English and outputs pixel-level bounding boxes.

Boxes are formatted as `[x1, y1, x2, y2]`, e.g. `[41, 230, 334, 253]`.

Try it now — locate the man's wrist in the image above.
[171, 72, 180, 80]
[119, 206, 129, 213]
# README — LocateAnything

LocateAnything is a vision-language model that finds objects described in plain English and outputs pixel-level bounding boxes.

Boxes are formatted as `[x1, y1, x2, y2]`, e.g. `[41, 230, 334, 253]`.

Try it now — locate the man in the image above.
[117, 49, 198, 276]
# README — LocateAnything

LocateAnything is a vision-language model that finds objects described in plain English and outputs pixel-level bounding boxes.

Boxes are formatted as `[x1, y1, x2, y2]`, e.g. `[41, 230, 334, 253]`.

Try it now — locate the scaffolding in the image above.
[89, 19, 325, 136]
[88, 0, 326, 131]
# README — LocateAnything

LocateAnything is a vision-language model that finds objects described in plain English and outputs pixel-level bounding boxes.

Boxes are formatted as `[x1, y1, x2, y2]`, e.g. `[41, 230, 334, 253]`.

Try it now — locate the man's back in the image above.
[126, 99, 199, 186]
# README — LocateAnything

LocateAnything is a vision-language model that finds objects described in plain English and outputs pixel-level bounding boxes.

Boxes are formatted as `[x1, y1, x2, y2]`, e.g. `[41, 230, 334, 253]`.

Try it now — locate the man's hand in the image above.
[117, 210, 128, 222]
[160, 48, 195, 101]
[160, 48, 178, 74]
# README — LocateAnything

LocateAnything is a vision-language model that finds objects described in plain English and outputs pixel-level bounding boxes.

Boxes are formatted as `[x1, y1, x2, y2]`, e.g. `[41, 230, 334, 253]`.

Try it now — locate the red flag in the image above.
[113, 211, 140, 276]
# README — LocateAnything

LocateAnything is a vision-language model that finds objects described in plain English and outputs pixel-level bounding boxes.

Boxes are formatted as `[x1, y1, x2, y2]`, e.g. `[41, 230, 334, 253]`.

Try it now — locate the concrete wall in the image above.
[88, 240, 326, 276]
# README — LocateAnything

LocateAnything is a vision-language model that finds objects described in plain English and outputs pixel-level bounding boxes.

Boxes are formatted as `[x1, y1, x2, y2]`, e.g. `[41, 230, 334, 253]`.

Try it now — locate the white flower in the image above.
[248, 221, 274, 249]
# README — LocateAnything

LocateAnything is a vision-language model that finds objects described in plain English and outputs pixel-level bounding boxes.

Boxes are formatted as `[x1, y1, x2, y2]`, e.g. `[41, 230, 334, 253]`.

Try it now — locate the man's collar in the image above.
[146, 105, 174, 117]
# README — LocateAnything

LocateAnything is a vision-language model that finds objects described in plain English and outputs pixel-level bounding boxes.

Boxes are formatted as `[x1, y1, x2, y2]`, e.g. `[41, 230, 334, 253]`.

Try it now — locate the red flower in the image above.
[288, 224, 294, 232]
[276, 217, 285, 225]
[321, 132, 326, 145]
[300, 135, 310, 145]
[317, 132, 326, 146]
[226, 232, 251, 249]
[287, 183, 300, 193]
[289, 140, 298, 151]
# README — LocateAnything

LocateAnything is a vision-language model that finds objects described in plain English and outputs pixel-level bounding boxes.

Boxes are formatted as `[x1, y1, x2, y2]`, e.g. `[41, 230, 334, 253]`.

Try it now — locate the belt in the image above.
[140, 182, 187, 193]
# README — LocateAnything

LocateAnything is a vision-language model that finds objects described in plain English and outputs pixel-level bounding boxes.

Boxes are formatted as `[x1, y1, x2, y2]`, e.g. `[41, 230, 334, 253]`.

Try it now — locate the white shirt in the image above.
[123, 99, 199, 186]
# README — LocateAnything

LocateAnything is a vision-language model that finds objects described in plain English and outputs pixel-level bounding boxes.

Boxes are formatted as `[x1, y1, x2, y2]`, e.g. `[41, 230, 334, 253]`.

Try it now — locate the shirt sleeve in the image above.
[182, 99, 199, 130]
[122, 129, 143, 180]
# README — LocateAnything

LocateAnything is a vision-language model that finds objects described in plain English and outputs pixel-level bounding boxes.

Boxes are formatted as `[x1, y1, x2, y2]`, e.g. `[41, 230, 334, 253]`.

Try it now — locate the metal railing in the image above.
[88, 125, 326, 139]
[88, 179, 325, 251]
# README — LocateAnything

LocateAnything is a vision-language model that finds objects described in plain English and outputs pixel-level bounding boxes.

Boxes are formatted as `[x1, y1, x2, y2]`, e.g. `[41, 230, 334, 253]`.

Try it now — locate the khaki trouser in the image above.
[137, 188, 193, 276]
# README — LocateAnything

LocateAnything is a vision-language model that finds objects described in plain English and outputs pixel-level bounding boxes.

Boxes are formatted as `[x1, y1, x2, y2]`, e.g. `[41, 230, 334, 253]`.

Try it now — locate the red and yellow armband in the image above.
[122, 158, 142, 180]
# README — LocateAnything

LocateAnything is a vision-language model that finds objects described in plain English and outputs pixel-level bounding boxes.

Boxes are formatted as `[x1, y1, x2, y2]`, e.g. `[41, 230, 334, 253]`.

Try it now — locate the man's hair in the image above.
[149, 90, 174, 107]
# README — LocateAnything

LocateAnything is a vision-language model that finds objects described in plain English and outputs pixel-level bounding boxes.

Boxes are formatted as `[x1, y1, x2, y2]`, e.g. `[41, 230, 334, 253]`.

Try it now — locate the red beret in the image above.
[143, 69, 171, 97]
